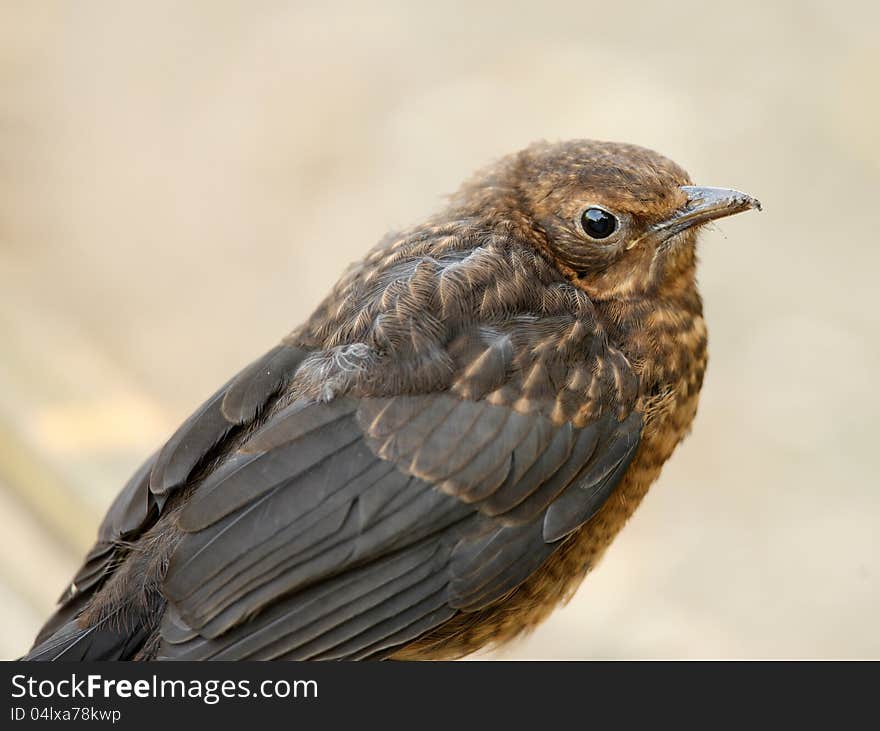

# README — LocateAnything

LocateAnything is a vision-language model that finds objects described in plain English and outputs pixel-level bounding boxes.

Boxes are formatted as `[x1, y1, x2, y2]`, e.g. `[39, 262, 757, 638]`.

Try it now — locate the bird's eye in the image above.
[580, 207, 618, 240]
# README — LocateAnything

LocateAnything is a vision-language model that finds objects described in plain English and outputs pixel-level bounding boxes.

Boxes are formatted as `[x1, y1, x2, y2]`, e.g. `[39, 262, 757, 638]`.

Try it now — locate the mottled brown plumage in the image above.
[26, 140, 759, 661]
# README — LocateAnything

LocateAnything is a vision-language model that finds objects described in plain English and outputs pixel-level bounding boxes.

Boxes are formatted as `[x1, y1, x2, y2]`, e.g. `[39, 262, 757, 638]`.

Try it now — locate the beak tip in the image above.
[731, 190, 762, 214]
[661, 186, 762, 236]
[739, 192, 762, 213]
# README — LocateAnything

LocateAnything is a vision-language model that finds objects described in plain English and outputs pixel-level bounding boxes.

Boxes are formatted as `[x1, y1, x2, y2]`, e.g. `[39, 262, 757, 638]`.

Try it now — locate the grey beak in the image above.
[654, 186, 762, 237]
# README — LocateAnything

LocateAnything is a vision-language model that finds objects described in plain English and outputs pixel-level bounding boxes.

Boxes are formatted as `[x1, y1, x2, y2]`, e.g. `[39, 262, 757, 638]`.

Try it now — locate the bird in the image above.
[25, 139, 759, 661]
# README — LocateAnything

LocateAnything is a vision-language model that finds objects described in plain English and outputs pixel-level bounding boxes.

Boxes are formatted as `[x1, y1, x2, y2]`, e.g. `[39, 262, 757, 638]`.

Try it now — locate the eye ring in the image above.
[579, 206, 619, 240]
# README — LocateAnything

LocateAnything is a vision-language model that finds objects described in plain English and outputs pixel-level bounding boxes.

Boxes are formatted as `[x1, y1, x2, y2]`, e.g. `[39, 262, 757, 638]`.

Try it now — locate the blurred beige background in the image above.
[1, 0, 878, 659]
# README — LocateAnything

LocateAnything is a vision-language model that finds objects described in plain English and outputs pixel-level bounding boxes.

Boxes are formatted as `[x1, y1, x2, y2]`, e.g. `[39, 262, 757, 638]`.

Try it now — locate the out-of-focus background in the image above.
[1, 0, 878, 660]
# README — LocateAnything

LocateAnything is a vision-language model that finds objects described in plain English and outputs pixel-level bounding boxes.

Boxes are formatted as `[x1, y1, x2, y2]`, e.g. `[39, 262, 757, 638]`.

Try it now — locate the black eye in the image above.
[580, 207, 618, 239]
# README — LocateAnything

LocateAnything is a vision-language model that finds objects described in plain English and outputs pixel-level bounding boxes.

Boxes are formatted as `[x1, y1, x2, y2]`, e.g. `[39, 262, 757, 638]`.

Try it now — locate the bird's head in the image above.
[452, 139, 760, 300]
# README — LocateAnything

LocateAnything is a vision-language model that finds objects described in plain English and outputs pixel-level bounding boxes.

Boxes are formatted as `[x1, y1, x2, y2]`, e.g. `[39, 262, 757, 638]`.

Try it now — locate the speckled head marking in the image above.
[450, 139, 760, 301]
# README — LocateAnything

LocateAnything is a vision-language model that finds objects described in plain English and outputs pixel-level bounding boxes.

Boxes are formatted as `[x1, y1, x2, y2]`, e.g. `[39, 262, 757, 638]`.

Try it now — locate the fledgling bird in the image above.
[26, 140, 759, 661]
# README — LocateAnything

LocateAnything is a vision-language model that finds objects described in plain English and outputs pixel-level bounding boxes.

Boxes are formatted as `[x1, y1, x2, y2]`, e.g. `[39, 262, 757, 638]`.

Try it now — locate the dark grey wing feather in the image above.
[220, 344, 307, 423]
[100, 452, 158, 541]
[177, 400, 360, 532]
[500, 421, 605, 524]
[158, 391, 642, 660]
[542, 412, 642, 541]
[150, 343, 307, 499]
[149, 384, 238, 500]
[30, 344, 308, 657]
[346, 601, 458, 660]
[481, 420, 575, 516]
[448, 522, 549, 611]
[161, 541, 452, 660]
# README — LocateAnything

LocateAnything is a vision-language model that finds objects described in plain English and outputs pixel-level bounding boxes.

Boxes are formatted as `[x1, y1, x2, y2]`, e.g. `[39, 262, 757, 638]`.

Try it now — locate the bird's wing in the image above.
[32, 343, 309, 647]
[157, 336, 642, 660]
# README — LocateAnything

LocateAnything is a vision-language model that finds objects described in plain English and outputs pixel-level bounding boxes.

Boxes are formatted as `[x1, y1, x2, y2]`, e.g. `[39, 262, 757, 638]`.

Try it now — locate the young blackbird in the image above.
[27, 140, 759, 660]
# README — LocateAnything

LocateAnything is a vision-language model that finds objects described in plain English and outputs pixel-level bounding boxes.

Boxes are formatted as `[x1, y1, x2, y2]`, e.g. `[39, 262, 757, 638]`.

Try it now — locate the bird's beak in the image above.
[653, 186, 761, 239]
